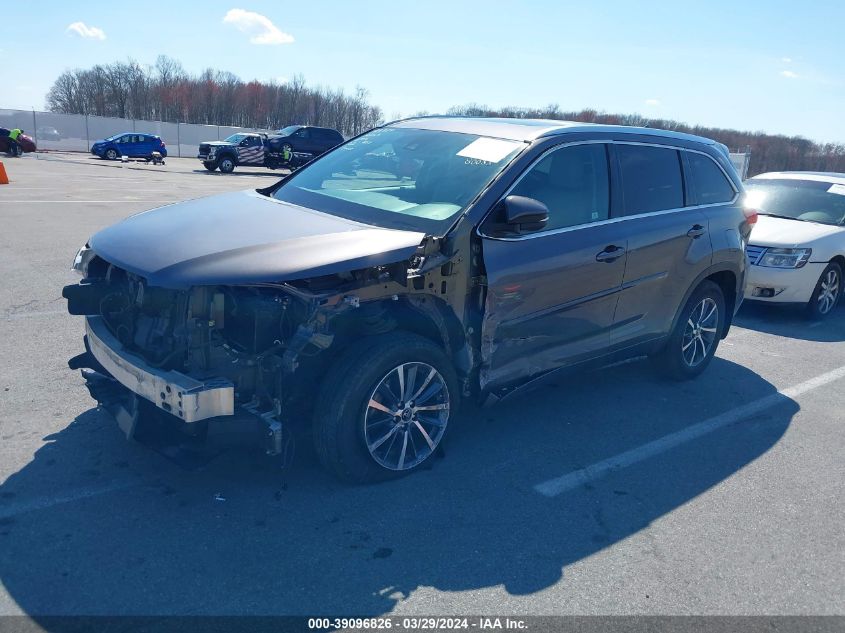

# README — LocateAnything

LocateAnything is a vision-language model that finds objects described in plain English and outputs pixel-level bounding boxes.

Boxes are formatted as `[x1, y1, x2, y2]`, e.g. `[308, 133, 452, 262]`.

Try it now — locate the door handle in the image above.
[687, 224, 707, 238]
[596, 245, 626, 263]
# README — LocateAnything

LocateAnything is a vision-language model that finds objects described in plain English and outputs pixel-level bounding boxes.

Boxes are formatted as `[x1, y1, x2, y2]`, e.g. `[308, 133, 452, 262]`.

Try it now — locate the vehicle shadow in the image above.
[735, 301, 845, 342]
[0, 357, 795, 618]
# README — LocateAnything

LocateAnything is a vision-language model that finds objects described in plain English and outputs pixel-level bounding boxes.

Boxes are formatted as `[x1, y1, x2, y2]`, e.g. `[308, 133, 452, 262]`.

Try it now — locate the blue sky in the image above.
[3, 0, 844, 143]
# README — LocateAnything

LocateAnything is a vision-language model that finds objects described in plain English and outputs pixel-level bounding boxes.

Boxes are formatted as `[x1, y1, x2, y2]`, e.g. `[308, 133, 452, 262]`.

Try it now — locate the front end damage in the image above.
[63, 236, 477, 461]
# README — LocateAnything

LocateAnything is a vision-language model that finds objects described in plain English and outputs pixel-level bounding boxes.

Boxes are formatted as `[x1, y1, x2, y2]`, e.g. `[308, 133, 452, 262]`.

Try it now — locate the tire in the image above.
[652, 280, 725, 380]
[218, 155, 236, 173]
[313, 332, 459, 483]
[806, 262, 842, 320]
[104, 148, 119, 160]
[202, 160, 218, 172]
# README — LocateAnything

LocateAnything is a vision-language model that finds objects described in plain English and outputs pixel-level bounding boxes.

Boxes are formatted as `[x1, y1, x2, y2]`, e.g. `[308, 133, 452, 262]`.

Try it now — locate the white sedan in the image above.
[744, 172, 845, 318]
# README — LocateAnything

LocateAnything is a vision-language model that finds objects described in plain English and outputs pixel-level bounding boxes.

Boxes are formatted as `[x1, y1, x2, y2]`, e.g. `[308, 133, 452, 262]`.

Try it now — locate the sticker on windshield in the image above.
[457, 138, 523, 163]
[827, 184, 845, 196]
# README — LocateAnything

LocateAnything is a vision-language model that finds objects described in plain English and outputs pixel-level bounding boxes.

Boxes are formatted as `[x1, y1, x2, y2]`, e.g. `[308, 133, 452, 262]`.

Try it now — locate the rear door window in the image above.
[616, 144, 684, 215]
[509, 143, 610, 231]
[688, 152, 736, 204]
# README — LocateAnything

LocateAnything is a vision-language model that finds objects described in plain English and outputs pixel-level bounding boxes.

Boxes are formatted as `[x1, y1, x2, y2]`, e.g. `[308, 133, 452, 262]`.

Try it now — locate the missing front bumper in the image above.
[85, 316, 234, 423]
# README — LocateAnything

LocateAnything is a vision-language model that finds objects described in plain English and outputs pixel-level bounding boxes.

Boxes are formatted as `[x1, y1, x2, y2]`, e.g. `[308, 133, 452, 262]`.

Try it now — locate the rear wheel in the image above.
[652, 280, 725, 380]
[104, 148, 119, 160]
[807, 262, 842, 319]
[218, 155, 235, 173]
[202, 160, 218, 172]
[313, 332, 458, 483]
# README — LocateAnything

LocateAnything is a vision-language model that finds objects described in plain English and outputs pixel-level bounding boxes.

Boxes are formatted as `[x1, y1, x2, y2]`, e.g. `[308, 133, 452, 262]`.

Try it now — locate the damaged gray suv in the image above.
[64, 117, 753, 482]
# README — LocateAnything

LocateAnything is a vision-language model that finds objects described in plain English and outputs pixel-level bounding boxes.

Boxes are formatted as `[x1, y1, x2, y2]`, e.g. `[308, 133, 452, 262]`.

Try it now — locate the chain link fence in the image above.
[0, 108, 273, 159]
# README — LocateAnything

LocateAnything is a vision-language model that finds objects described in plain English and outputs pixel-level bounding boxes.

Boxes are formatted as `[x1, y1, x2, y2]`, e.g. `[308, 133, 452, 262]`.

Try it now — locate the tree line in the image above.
[46, 56, 383, 137]
[45, 60, 845, 175]
[446, 104, 845, 177]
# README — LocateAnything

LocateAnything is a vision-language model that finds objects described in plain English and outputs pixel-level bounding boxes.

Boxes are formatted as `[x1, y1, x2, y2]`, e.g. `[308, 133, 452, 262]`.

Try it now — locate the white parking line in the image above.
[534, 364, 845, 497]
[0, 480, 138, 520]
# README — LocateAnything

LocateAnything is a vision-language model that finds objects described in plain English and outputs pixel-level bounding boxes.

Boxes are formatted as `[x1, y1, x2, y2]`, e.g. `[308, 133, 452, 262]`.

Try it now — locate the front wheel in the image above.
[807, 262, 842, 319]
[202, 160, 218, 172]
[104, 148, 119, 160]
[218, 156, 235, 173]
[313, 332, 459, 483]
[652, 280, 725, 380]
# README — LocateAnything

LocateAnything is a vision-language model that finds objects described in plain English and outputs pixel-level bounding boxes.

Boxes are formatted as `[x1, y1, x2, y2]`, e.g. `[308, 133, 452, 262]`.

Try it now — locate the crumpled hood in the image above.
[89, 190, 426, 288]
[750, 215, 845, 247]
[202, 141, 236, 147]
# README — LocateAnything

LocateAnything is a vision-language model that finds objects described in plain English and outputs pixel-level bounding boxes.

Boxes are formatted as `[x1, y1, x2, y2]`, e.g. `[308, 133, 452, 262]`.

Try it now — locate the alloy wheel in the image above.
[817, 269, 840, 315]
[682, 297, 719, 367]
[364, 362, 450, 471]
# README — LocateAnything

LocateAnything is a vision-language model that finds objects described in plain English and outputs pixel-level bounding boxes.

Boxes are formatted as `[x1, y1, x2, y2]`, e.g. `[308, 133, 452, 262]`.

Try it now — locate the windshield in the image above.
[224, 134, 249, 143]
[745, 179, 845, 226]
[272, 127, 525, 232]
[276, 126, 301, 136]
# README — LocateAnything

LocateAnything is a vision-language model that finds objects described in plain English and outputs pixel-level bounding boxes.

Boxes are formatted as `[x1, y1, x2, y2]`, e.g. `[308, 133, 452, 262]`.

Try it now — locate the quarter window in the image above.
[616, 145, 683, 215]
[688, 152, 735, 204]
[509, 144, 610, 230]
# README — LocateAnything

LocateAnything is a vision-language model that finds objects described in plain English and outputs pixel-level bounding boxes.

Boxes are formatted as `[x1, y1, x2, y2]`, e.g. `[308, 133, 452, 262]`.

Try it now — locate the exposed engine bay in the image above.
[63, 234, 480, 458]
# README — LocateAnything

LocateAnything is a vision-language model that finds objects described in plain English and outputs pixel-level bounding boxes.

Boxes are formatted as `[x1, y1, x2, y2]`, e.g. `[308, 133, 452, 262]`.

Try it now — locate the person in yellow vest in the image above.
[6, 128, 24, 157]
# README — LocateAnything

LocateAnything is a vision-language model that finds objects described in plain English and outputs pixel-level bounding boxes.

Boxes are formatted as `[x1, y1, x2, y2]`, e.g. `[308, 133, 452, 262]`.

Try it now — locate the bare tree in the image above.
[45, 59, 383, 137]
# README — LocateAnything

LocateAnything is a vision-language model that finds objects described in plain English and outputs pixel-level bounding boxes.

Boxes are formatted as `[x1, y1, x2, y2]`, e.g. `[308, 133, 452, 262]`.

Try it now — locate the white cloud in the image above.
[222, 9, 294, 45]
[780, 70, 799, 79]
[66, 21, 106, 40]
[644, 98, 661, 106]
[782, 57, 793, 63]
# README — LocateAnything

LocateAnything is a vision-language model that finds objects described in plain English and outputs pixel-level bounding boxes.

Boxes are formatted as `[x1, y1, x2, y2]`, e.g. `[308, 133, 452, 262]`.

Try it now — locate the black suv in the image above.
[267, 125, 343, 161]
[64, 117, 752, 483]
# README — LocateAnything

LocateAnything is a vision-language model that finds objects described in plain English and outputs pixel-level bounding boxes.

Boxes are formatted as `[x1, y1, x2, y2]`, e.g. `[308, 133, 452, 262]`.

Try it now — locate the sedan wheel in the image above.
[808, 263, 842, 319]
[105, 148, 118, 160]
[365, 362, 450, 471]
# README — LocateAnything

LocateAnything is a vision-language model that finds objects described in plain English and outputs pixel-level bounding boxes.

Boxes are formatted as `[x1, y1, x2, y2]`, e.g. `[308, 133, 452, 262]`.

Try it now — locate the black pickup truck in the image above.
[198, 126, 343, 173]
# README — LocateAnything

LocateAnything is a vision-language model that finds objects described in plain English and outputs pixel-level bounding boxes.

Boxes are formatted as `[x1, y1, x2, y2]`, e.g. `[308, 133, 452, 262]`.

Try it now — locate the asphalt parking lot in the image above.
[0, 154, 843, 618]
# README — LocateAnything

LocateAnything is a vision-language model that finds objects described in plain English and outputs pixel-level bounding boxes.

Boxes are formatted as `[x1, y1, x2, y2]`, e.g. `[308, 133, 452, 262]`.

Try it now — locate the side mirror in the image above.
[499, 195, 549, 234]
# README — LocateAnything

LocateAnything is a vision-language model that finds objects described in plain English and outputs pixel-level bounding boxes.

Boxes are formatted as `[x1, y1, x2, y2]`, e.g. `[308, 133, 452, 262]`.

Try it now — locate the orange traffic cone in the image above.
[0, 161, 8, 184]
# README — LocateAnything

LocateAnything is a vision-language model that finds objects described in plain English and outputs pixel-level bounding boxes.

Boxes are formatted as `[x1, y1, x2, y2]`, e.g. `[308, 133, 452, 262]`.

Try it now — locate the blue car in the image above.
[91, 133, 167, 160]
